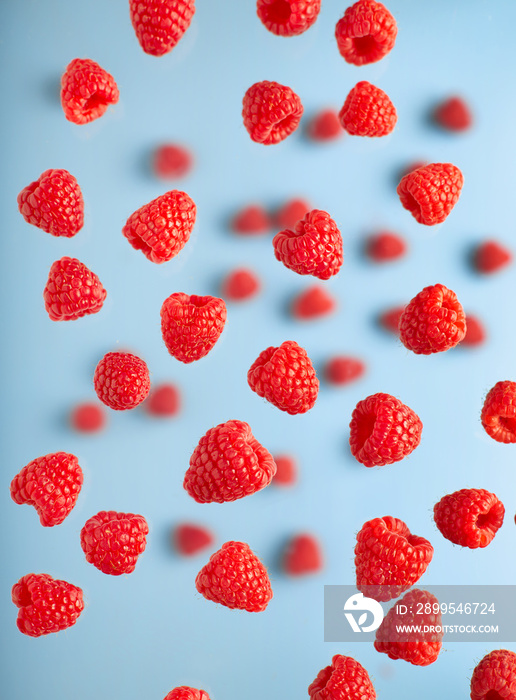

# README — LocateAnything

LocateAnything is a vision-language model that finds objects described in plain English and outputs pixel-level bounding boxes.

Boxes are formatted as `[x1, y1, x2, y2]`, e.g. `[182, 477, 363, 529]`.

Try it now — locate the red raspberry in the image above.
[308, 654, 376, 700]
[470, 649, 516, 700]
[335, 0, 397, 66]
[433, 488, 505, 549]
[325, 356, 365, 386]
[221, 268, 261, 301]
[60, 58, 119, 125]
[232, 204, 272, 234]
[10, 452, 83, 527]
[93, 351, 150, 410]
[339, 81, 397, 137]
[283, 533, 323, 575]
[256, 0, 321, 36]
[273, 209, 343, 280]
[474, 240, 513, 274]
[366, 231, 406, 262]
[122, 190, 196, 264]
[374, 589, 443, 666]
[307, 109, 342, 141]
[17, 169, 84, 237]
[247, 340, 319, 414]
[183, 419, 276, 503]
[399, 159, 428, 179]
[12, 573, 84, 637]
[272, 454, 297, 486]
[129, 0, 196, 56]
[378, 305, 404, 334]
[153, 144, 193, 179]
[145, 382, 181, 416]
[275, 198, 311, 229]
[174, 523, 214, 556]
[349, 393, 422, 468]
[397, 162, 464, 225]
[70, 402, 106, 432]
[80, 510, 149, 575]
[164, 688, 210, 700]
[160, 293, 227, 363]
[355, 516, 433, 602]
[399, 283, 466, 354]
[195, 541, 273, 612]
[291, 285, 336, 320]
[242, 80, 303, 145]
[44, 256, 107, 322]
[481, 380, 516, 444]
[433, 96, 472, 132]
[461, 313, 486, 347]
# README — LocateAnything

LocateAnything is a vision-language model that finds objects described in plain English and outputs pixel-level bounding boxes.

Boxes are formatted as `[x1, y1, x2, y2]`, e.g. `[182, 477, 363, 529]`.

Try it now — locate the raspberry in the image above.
[339, 81, 397, 137]
[195, 541, 273, 612]
[307, 109, 342, 141]
[399, 159, 428, 179]
[291, 285, 336, 320]
[273, 209, 343, 280]
[283, 533, 323, 575]
[60, 58, 119, 125]
[153, 144, 193, 179]
[232, 204, 272, 234]
[275, 198, 311, 229]
[378, 305, 404, 334]
[247, 340, 319, 414]
[366, 231, 406, 262]
[256, 0, 321, 36]
[325, 356, 365, 386]
[10, 452, 83, 527]
[470, 649, 516, 700]
[70, 402, 106, 432]
[433, 96, 472, 132]
[481, 380, 516, 444]
[474, 240, 513, 274]
[160, 293, 227, 363]
[272, 454, 297, 486]
[17, 169, 84, 237]
[335, 0, 397, 66]
[44, 256, 107, 321]
[399, 283, 466, 354]
[174, 523, 214, 556]
[221, 268, 261, 301]
[308, 654, 376, 700]
[461, 313, 486, 347]
[93, 351, 150, 410]
[164, 688, 210, 700]
[129, 0, 196, 56]
[184, 419, 276, 503]
[433, 488, 505, 549]
[80, 510, 149, 575]
[12, 573, 84, 637]
[374, 589, 443, 666]
[355, 516, 433, 602]
[349, 393, 422, 467]
[122, 190, 196, 264]
[242, 80, 303, 145]
[145, 382, 181, 416]
[397, 162, 464, 225]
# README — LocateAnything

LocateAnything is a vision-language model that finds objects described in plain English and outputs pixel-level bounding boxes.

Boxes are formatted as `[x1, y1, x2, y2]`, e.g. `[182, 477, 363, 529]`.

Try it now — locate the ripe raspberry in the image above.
[374, 589, 443, 666]
[70, 402, 106, 432]
[378, 305, 404, 334]
[307, 109, 342, 141]
[433, 96, 472, 132]
[17, 169, 84, 237]
[247, 340, 319, 414]
[60, 58, 119, 124]
[470, 649, 516, 700]
[366, 231, 406, 262]
[273, 209, 343, 280]
[256, 0, 321, 36]
[355, 516, 433, 602]
[129, 0, 196, 56]
[474, 240, 512, 274]
[335, 0, 397, 66]
[275, 198, 311, 229]
[339, 81, 397, 137]
[481, 381, 516, 444]
[399, 159, 428, 179]
[272, 454, 297, 486]
[232, 204, 272, 234]
[174, 523, 214, 556]
[291, 285, 336, 320]
[433, 488, 505, 549]
[221, 268, 261, 301]
[10, 452, 83, 527]
[399, 283, 466, 354]
[44, 256, 107, 321]
[145, 382, 181, 416]
[153, 144, 193, 179]
[397, 163, 464, 225]
[160, 293, 227, 363]
[308, 654, 376, 700]
[80, 510, 149, 575]
[164, 688, 210, 700]
[242, 80, 303, 145]
[283, 533, 323, 575]
[122, 190, 196, 264]
[184, 419, 276, 503]
[349, 393, 422, 468]
[195, 541, 273, 612]
[12, 573, 84, 637]
[461, 313, 486, 347]
[93, 351, 150, 410]
[325, 356, 365, 386]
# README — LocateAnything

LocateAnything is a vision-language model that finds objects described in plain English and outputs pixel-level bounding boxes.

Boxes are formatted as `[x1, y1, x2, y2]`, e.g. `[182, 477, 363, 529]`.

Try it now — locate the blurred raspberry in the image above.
[145, 383, 181, 417]
[474, 240, 513, 274]
[283, 533, 323, 576]
[242, 80, 303, 145]
[325, 356, 365, 386]
[275, 198, 311, 229]
[307, 109, 342, 141]
[71, 402, 106, 432]
[153, 144, 193, 179]
[461, 314, 486, 347]
[378, 306, 405, 335]
[291, 285, 336, 320]
[174, 523, 214, 556]
[433, 96, 472, 132]
[272, 454, 297, 486]
[366, 231, 406, 262]
[232, 204, 272, 235]
[221, 268, 261, 301]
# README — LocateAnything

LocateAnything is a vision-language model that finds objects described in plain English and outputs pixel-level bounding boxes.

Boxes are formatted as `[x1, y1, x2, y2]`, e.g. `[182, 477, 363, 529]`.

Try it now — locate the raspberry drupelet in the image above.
[242, 80, 303, 145]
[335, 0, 397, 66]
[308, 654, 376, 700]
[43, 257, 107, 321]
[93, 352, 150, 410]
[470, 649, 516, 700]
[397, 162, 464, 225]
[80, 510, 149, 575]
[339, 81, 397, 137]
[61, 58, 119, 124]
[481, 380, 516, 444]
[433, 488, 505, 548]
[256, 0, 321, 36]
[129, 0, 196, 56]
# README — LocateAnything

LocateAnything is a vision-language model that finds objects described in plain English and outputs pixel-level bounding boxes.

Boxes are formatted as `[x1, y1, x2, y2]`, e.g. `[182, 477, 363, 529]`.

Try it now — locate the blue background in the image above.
[1, 1, 515, 698]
